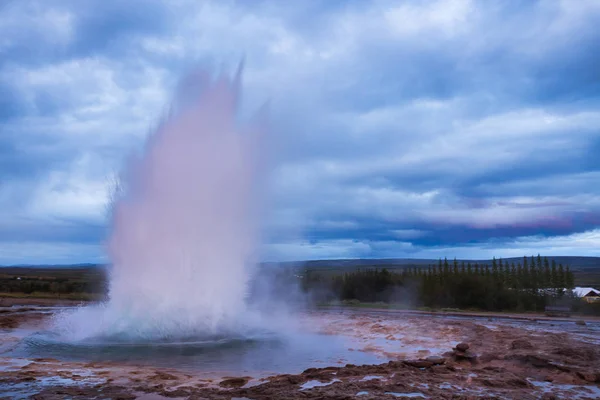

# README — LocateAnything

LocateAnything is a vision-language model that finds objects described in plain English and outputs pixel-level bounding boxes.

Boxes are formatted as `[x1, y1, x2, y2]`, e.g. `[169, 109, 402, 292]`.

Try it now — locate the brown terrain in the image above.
[1, 302, 600, 399]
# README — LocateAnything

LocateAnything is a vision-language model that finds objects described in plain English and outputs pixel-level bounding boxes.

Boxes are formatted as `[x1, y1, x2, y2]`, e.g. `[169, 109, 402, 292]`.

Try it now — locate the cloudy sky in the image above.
[1, 0, 600, 265]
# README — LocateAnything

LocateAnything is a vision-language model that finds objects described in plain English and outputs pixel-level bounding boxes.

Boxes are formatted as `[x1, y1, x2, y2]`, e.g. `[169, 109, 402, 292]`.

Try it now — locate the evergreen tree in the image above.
[502, 259, 510, 286]
[565, 266, 575, 289]
[529, 257, 538, 292]
[557, 264, 566, 296]
[551, 262, 559, 295]
[517, 262, 524, 289]
[492, 257, 499, 282]
[535, 255, 544, 287]
[443, 258, 450, 278]
[509, 262, 517, 288]
[543, 257, 551, 289]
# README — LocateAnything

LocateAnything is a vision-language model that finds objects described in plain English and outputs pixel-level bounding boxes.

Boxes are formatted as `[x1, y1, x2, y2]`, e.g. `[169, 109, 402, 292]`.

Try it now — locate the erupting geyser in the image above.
[55, 65, 270, 341]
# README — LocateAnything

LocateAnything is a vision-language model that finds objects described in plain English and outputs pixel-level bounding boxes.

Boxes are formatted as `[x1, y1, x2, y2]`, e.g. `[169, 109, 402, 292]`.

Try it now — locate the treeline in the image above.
[302, 255, 579, 312]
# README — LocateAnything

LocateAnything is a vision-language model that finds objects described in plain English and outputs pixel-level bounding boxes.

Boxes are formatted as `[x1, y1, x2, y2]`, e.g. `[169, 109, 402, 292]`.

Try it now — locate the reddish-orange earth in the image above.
[1, 302, 599, 399]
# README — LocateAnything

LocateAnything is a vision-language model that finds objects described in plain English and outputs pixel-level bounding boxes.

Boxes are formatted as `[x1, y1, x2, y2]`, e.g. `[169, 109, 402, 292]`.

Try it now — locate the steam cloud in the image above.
[55, 66, 272, 341]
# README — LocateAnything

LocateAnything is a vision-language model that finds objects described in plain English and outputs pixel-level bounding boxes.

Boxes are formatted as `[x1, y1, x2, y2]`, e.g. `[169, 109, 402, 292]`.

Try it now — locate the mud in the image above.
[1, 304, 600, 399]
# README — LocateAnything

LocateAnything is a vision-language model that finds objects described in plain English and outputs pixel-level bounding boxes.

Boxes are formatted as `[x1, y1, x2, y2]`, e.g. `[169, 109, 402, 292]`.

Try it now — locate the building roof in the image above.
[573, 287, 600, 297]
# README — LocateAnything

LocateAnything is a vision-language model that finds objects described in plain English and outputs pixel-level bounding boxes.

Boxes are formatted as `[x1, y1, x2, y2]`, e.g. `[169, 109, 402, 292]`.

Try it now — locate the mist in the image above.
[52, 66, 285, 341]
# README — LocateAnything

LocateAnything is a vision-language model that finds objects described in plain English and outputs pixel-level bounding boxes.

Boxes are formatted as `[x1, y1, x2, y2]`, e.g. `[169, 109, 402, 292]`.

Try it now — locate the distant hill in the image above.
[3, 256, 600, 288]
[4, 256, 600, 271]
[0, 263, 104, 269]
[265, 256, 600, 271]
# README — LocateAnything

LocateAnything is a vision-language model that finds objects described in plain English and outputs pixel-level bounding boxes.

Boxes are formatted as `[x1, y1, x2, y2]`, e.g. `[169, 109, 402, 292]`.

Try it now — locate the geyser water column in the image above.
[56, 66, 269, 341]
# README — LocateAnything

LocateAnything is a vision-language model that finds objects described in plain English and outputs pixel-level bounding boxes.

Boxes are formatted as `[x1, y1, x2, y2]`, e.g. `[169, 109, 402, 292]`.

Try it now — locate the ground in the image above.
[1, 301, 600, 399]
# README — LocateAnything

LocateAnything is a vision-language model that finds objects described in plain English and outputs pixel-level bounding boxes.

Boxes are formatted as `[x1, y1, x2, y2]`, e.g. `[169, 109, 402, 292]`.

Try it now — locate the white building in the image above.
[573, 287, 600, 303]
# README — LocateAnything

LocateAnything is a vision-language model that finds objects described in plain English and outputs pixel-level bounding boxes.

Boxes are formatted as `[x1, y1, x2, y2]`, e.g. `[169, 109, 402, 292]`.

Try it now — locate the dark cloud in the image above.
[1, 0, 600, 263]
[0, 218, 104, 244]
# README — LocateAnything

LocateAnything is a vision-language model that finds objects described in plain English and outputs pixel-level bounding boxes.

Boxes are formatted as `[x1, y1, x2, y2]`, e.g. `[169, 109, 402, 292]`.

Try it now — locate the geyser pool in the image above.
[15, 327, 383, 374]
[53, 66, 273, 342]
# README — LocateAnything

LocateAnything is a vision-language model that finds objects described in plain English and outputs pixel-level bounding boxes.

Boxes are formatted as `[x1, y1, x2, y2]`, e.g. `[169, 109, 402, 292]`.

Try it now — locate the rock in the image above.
[479, 353, 502, 363]
[576, 320, 586, 326]
[511, 339, 534, 350]
[152, 372, 178, 381]
[541, 393, 557, 400]
[482, 377, 531, 389]
[481, 378, 502, 387]
[425, 356, 446, 365]
[454, 350, 478, 361]
[506, 377, 532, 388]
[219, 377, 250, 388]
[33, 358, 59, 363]
[161, 388, 192, 397]
[577, 371, 599, 383]
[287, 375, 304, 384]
[455, 342, 470, 352]
[553, 346, 596, 362]
[404, 360, 434, 368]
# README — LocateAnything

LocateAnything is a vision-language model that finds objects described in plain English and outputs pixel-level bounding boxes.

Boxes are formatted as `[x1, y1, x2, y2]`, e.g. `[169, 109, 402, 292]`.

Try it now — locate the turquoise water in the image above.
[7, 328, 382, 374]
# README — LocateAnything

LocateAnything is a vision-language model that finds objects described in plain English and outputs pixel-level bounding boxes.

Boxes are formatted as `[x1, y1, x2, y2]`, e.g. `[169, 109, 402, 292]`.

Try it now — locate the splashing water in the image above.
[54, 66, 271, 342]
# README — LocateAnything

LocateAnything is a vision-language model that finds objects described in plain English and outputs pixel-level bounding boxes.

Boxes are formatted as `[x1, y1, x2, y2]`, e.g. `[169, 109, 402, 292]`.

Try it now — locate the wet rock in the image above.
[510, 339, 533, 350]
[160, 387, 193, 397]
[404, 360, 434, 368]
[303, 368, 319, 374]
[481, 376, 531, 389]
[480, 378, 502, 387]
[425, 356, 446, 365]
[479, 352, 501, 363]
[453, 350, 478, 362]
[506, 377, 533, 388]
[219, 377, 250, 388]
[288, 375, 305, 384]
[541, 393, 557, 400]
[455, 342, 470, 352]
[577, 371, 600, 383]
[32, 358, 59, 363]
[507, 354, 552, 368]
[576, 320, 586, 326]
[152, 371, 178, 380]
[553, 346, 597, 362]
